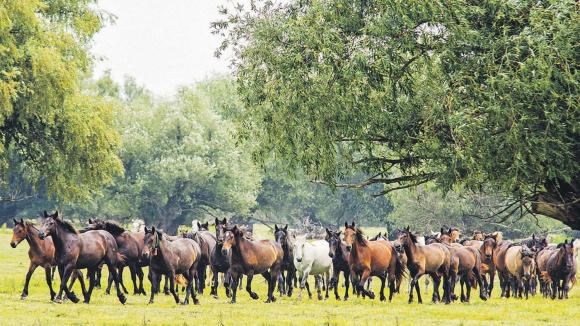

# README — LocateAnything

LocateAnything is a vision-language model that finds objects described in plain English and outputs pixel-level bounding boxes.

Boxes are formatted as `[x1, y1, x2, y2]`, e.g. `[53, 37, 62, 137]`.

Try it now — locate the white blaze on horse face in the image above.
[294, 235, 307, 262]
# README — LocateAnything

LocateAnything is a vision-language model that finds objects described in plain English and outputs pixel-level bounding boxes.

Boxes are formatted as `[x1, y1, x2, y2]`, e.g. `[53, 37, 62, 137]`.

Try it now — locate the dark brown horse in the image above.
[394, 226, 451, 304]
[143, 226, 201, 305]
[325, 228, 350, 300]
[37, 211, 127, 304]
[274, 224, 296, 297]
[546, 239, 577, 299]
[10, 219, 86, 301]
[182, 228, 217, 295]
[210, 218, 242, 298]
[221, 225, 283, 303]
[80, 219, 147, 296]
[343, 222, 404, 302]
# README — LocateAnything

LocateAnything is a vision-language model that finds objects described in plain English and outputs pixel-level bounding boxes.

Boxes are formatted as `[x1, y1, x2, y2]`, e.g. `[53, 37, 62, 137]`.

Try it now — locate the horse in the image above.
[439, 228, 463, 248]
[274, 224, 296, 297]
[80, 219, 147, 296]
[473, 230, 483, 241]
[546, 239, 577, 299]
[10, 218, 86, 301]
[479, 232, 501, 297]
[182, 228, 217, 295]
[131, 219, 145, 233]
[426, 236, 487, 302]
[325, 228, 351, 300]
[292, 234, 332, 300]
[210, 218, 242, 298]
[394, 226, 451, 304]
[536, 245, 557, 298]
[143, 226, 201, 305]
[505, 244, 536, 299]
[344, 222, 404, 302]
[197, 221, 210, 231]
[37, 211, 127, 304]
[221, 225, 283, 303]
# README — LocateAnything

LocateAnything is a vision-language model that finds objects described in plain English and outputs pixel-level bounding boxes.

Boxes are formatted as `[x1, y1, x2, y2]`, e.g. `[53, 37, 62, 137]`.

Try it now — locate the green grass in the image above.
[0, 229, 579, 325]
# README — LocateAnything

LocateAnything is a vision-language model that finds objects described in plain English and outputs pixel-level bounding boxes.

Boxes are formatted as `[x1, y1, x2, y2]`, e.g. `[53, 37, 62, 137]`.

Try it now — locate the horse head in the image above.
[215, 218, 228, 245]
[10, 218, 26, 248]
[482, 234, 498, 260]
[472, 230, 483, 241]
[393, 226, 411, 253]
[293, 234, 308, 262]
[274, 224, 289, 246]
[559, 239, 575, 271]
[343, 221, 358, 252]
[325, 228, 341, 258]
[142, 226, 160, 260]
[197, 221, 210, 231]
[38, 211, 60, 240]
[520, 245, 535, 280]
[221, 225, 242, 256]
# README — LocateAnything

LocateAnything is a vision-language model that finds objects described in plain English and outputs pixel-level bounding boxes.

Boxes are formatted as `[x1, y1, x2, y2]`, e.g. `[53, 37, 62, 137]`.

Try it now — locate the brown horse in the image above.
[80, 219, 147, 296]
[473, 230, 483, 241]
[143, 226, 201, 305]
[343, 222, 404, 302]
[182, 228, 217, 295]
[546, 239, 577, 299]
[479, 233, 501, 297]
[536, 246, 556, 298]
[37, 211, 127, 304]
[221, 225, 283, 303]
[394, 227, 451, 304]
[505, 244, 536, 299]
[10, 219, 86, 301]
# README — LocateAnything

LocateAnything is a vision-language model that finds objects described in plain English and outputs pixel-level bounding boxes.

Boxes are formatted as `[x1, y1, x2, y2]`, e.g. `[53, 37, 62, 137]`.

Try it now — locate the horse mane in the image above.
[520, 245, 534, 258]
[458, 237, 471, 245]
[104, 220, 126, 235]
[55, 218, 79, 234]
[408, 230, 420, 244]
[354, 227, 368, 247]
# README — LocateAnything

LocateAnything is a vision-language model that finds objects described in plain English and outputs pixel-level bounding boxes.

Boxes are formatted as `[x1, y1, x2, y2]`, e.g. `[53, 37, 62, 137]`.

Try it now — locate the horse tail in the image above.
[116, 253, 127, 266]
[175, 274, 188, 286]
[394, 252, 406, 286]
[467, 270, 477, 289]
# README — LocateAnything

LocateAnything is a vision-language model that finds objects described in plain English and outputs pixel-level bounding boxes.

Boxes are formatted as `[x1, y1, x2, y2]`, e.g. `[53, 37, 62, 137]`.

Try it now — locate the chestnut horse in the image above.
[80, 219, 147, 296]
[343, 222, 404, 302]
[479, 233, 501, 297]
[546, 239, 577, 299]
[325, 228, 351, 300]
[37, 211, 127, 304]
[143, 226, 201, 305]
[221, 225, 283, 303]
[274, 224, 296, 297]
[394, 226, 451, 304]
[10, 219, 86, 301]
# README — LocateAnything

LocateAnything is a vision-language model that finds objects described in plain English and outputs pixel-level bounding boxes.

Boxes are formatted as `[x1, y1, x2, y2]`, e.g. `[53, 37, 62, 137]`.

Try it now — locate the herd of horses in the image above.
[8, 212, 579, 306]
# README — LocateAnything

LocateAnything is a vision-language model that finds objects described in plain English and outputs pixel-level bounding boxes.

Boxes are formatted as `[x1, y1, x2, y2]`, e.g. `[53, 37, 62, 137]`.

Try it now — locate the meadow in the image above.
[0, 226, 578, 326]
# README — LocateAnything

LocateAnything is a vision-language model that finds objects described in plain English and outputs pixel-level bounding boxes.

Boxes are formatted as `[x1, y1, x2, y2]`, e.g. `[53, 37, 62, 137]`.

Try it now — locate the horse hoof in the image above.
[194, 299, 200, 305]
[104, 291, 110, 295]
[250, 293, 259, 300]
[213, 295, 219, 299]
[368, 293, 375, 300]
[20, 295, 27, 300]
[119, 295, 127, 304]
[318, 295, 323, 300]
[53, 298, 63, 304]
[229, 300, 236, 304]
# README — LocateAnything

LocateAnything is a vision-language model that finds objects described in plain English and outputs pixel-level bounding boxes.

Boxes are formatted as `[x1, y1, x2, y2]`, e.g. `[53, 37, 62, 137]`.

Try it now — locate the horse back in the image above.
[419, 243, 450, 274]
[302, 240, 332, 274]
[168, 238, 201, 273]
[504, 246, 524, 276]
[234, 239, 282, 274]
[367, 240, 393, 275]
[74, 230, 118, 268]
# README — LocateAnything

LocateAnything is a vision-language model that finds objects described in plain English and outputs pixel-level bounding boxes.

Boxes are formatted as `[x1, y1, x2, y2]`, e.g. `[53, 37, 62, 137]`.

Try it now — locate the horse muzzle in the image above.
[37, 232, 46, 240]
[221, 248, 229, 256]
[296, 257, 302, 262]
[345, 245, 352, 252]
[142, 252, 149, 260]
[567, 264, 573, 270]
[10, 242, 17, 248]
[217, 239, 224, 245]
[485, 254, 492, 260]
[328, 252, 334, 258]
[394, 245, 404, 254]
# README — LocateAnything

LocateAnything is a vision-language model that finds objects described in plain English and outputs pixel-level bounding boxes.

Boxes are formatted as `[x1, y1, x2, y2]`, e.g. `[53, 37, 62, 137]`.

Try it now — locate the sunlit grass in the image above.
[0, 230, 578, 325]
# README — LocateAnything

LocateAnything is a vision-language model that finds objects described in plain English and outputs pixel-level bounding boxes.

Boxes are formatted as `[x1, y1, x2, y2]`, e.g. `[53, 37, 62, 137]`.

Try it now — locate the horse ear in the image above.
[351, 221, 355, 228]
[44, 210, 48, 218]
[284, 225, 288, 231]
[151, 226, 156, 234]
[13, 218, 18, 225]
[345, 221, 349, 228]
[565, 239, 568, 244]
[215, 218, 219, 225]
[275, 224, 279, 231]
[337, 230, 342, 236]
[144, 226, 149, 233]
[20, 218, 24, 225]
[326, 228, 330, 234]
[197, 222, 201, 228]
[55, 211, 59, 218]
[89, 218, 93, 224]
[406, 226, 410, 232]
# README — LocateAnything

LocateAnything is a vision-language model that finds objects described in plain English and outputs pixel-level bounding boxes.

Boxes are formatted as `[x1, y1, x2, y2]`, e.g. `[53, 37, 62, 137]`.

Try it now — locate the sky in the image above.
[91, 0, 232, 96]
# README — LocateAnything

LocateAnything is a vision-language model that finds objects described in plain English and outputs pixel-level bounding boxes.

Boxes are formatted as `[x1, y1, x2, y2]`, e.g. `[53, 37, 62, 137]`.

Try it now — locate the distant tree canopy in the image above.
[0, 0, 122, 201]
[214, 0, 580, 229]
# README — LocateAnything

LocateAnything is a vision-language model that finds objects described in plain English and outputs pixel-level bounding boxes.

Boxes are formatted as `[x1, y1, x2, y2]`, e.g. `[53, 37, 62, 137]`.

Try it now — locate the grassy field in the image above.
[0, 226, 579, 326]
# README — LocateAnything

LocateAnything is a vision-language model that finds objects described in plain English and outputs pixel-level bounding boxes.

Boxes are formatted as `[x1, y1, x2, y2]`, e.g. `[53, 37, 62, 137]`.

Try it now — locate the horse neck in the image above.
[50, 224, 77, 251]
[403, 236, 419, 262]
[233, 233, 251, 257]
[337, 241, 348, 262]
[350, 234, 367, 259]
[25, 224, 44, 248]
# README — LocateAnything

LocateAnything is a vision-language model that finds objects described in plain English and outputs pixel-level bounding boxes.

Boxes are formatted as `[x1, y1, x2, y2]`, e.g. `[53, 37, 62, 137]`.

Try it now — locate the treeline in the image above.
[1, 73, 571, 238]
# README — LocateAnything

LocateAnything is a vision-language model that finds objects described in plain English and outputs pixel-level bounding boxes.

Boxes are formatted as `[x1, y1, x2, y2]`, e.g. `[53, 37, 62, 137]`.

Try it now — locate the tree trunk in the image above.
[531, 179, 580, 230]
[157, 195, 183, 235]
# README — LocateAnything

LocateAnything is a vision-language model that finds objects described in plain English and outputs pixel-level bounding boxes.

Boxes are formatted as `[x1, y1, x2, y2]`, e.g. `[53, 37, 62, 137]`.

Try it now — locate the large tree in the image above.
[0, 0, 122, 201]
[214, 0, 580, 228]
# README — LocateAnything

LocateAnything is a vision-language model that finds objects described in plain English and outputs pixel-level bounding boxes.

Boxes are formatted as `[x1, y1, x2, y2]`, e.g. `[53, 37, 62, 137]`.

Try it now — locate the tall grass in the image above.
[0, 231, 578, 325]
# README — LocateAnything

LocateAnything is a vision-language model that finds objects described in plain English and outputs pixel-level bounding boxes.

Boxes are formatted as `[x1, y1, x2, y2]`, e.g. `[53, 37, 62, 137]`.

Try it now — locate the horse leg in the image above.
[343, 270, 350, 301]
[229, 271, 239, 304]
[148, 270, 158, 304]
[261, 270, 276, 303]
[488, 271, 495, 298]
[83, 267, 98, 304]
[211, 267, 219, 298]
[314, 275, 323, 300]
[378, 274, 387, 302]
[297, 271, 306, 299]
[118, 265, 129, 294]
[357, 270, 374, 299]
[56, 267, 80, 304]
[70, 269, 88, 298]
[163, 275, 170, 295]
[324, 270, 330, 299]
[106, 260, 128, 305]
[245, 270, 259, 300]
[460, 276, 466, 302]
[43, 265, 57, 301]
[287, 267, 295, 297]
[431, 275, 441, 304]
[20, 262, 38, 300]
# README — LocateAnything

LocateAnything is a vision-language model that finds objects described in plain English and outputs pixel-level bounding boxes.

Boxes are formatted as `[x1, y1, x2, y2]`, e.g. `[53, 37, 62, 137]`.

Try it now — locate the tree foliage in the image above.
[0, 0, 122, 200]
[214, 0, 580, 228]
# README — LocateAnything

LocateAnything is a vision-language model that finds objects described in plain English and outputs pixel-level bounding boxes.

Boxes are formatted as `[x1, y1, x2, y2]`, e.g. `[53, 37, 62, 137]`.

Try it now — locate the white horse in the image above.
[131, 219, 145, 233]
[293, 234, 333, 300]
[191, 220, 199, 233]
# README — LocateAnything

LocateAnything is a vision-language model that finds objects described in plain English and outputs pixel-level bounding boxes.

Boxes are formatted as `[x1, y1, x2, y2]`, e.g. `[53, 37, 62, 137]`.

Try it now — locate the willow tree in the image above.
[0, 1, 122, 201]
[214, 0, 580, 228]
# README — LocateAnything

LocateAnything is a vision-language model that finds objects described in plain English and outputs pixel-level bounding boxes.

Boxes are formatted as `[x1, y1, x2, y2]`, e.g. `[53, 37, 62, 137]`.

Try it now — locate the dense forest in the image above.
[1, 0, 578, 239]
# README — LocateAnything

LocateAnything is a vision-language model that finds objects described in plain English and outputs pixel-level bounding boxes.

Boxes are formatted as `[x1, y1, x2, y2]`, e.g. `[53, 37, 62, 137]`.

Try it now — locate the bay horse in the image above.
[546, 239, 577, 299]
[37, 211, 127, 304]
[394, 226, 451, 304]
[293, 234, 332, 300]
[344, 222, 404, 302]
[10, 218, 86, 301]
[479, 233, 501, 297]
[182, 228, 217, 295]
[325, 228, 351, 300]
[221, 224, 283, 303]
[80, 219, 147, 296]
[505, 244, 536, 299]
[274, 224, 296, 297]
[143, 226, 201, 305]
